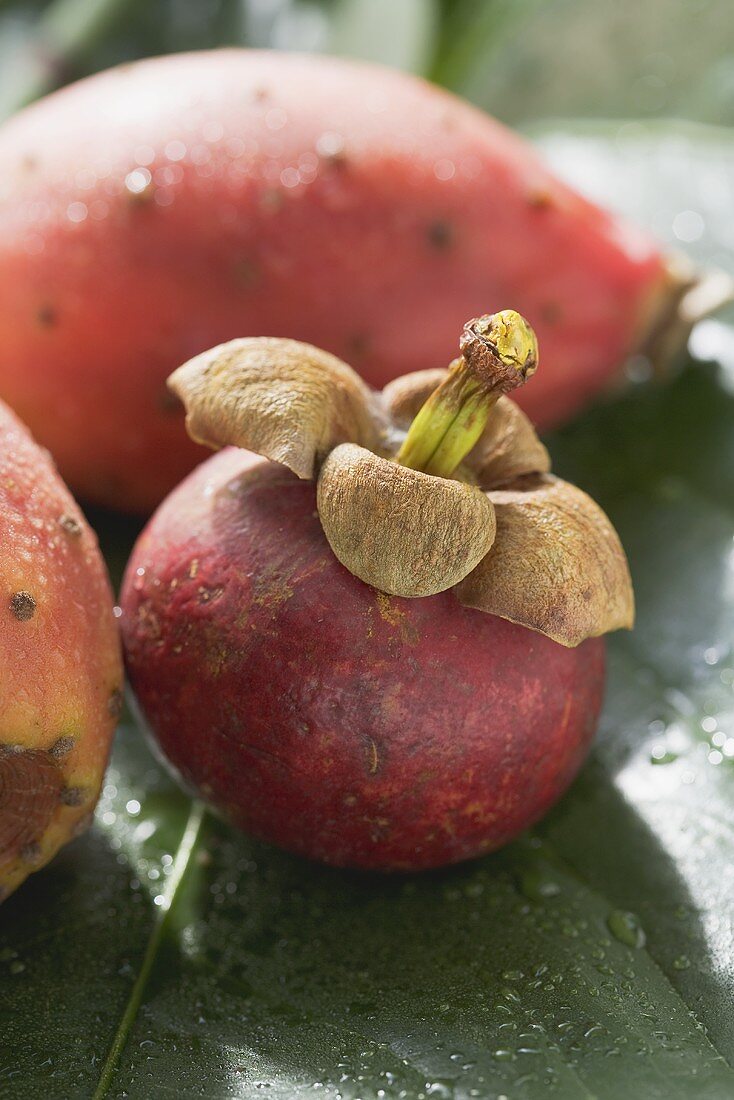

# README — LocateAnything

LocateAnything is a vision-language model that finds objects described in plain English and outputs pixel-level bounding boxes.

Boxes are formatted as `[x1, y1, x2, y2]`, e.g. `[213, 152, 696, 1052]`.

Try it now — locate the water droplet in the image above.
[265, 107, 287, 131]
[316, 131, 344, 159]
[155, 164, 183, 187]
[672, 210, 704, 243]
[134, 145, 156, 166]
[519, 868, 561, 902]
[75, 168, 96, 190]
[425, 1083, 453, 1099]
[134, 820, 156, 842]
[164, 140, 187, 162]
[650, 744, 678, 765]
[434, 159, 456, 181]
[673, 955, 691, 970]
[280, 167, 300, 189]
[493, 1050, 516, 1062]
[66, 201, 88, 224]
[202, 121, 224, 143]
[125, 168, 153, 196]
[607, 910, 646, 949]
[625, 354, 653, 384]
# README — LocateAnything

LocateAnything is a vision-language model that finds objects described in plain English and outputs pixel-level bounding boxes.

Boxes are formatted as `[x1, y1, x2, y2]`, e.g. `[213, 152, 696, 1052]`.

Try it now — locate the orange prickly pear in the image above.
[0, 400, 122, 902]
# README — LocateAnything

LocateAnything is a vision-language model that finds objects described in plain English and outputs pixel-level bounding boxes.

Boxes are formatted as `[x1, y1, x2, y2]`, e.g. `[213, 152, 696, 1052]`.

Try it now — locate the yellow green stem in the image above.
[397, 365, 498, 477]
[395, 310, 539, 479]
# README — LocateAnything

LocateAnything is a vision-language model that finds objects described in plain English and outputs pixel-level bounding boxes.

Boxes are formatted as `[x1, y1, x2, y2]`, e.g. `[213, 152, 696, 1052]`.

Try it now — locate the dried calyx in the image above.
[169, 310, 634, 647]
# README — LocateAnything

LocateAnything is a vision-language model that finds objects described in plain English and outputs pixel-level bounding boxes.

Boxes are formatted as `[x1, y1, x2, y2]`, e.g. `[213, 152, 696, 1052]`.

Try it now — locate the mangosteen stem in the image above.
[395, 310, 539, 479]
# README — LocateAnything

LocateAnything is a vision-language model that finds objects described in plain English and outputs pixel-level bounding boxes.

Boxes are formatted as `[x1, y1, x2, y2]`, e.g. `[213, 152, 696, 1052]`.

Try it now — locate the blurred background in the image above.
[0, 0, 730, 127]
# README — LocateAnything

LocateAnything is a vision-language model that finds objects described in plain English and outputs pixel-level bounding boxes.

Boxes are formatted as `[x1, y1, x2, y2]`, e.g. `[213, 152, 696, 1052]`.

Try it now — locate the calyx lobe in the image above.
[169, 313, 634, 646]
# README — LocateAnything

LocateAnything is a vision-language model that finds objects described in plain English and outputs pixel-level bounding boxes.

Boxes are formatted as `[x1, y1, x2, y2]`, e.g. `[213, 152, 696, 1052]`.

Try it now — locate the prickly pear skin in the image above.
[0, 400, 122, 902]
[0, 51, 667, 512]
[121, 449, 605, 871]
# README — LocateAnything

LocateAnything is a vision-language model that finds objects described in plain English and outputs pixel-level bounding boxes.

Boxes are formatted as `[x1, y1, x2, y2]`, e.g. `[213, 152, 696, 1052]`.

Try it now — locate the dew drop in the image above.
[650, 744, 678, 765]
[164, 140, 187, 162]
[502, 969, 524, 982]
[316, 131, 345, 159]
[425, 1084, 453, 1099]
[75, 168, 96, 190]
[134, 145, 155, 166]
[203, 121, 224, 143]
[607, 910, 646, 949]
[625, 354, 653, 384]
[672, 210, 704, 243]
[280, 167, 300, 189]
[434, 159, 456, 181]
[134, 820, 156, 842]
[66, 202, 88, 224]
[125, 168, 152, 196]
[265, 107, 287, 131]
[519, 868, 561, 902]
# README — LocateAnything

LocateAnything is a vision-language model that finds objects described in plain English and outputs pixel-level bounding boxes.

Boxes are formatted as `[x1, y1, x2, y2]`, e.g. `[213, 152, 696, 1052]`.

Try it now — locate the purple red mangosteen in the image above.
[121, 311, 633, 871]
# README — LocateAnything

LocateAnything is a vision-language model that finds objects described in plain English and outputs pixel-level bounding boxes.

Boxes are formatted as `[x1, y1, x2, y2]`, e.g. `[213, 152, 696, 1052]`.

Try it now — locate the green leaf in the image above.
[439, 0, 734, 128]
[0, 0, 139, 120]
[3, 123, 734, 1099]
